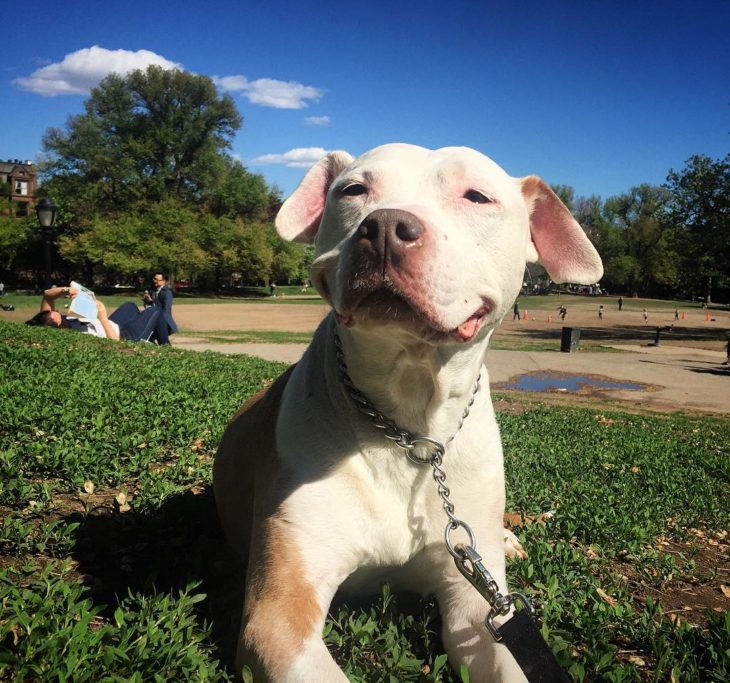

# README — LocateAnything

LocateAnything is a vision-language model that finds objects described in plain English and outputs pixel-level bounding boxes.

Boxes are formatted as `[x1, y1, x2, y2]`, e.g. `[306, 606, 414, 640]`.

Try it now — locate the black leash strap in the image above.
[452, 543, 571, 682]
[497, 609, 571, 683]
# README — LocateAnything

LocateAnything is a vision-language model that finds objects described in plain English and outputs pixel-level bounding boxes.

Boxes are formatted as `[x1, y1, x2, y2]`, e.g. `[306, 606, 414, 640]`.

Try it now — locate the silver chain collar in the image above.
[334, 331, 533, 641]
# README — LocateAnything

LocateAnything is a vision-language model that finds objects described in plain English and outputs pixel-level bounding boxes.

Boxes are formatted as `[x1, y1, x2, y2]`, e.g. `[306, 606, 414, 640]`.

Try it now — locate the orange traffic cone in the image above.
[706, 312, 711, 321]
[523, 311, 529, 320]
[681, 311, 685, 320]
[547, 315, 552, 323]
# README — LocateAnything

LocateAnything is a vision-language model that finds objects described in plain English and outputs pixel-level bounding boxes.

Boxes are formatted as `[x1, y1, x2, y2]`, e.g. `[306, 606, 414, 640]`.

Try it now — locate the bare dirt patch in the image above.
[621, 534, 730, 629]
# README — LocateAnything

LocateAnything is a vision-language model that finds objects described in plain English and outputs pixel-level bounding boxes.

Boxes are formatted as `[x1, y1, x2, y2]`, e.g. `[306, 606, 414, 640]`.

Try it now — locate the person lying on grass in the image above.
[25, 286, 160, 342]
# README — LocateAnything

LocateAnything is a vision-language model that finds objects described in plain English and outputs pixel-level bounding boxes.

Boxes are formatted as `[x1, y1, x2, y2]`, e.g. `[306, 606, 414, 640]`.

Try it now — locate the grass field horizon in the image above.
[2, 288, 729, 312]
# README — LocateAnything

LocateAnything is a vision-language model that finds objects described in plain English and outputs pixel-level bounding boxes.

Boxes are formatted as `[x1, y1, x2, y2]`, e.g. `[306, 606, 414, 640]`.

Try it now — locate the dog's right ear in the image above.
[275, 151, 354, 243]
[519, 176, 603, 284]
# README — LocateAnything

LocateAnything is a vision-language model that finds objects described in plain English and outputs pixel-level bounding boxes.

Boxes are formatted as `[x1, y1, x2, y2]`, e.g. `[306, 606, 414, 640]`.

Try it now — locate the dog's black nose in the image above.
[358, 209, 425, 257]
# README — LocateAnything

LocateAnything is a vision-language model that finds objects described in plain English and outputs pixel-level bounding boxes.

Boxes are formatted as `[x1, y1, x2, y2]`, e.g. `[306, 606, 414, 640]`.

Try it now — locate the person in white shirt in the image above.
[26, 286, 159, 341]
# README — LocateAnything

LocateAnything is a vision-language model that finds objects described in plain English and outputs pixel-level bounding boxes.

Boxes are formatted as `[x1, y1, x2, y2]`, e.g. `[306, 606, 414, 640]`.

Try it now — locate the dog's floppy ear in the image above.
[519, 176, 603, 284]
[276, 151, 354, 243]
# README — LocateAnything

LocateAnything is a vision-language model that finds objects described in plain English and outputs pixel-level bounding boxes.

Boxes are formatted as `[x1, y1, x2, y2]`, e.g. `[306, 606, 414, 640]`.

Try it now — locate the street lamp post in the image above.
[36, 197, 58, 290]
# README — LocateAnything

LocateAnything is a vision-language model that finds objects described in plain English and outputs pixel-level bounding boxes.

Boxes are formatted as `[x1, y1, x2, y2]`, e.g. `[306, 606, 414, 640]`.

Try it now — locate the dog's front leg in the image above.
[234, 515, 348, 683]
[437, 578, 528, 683]
[434, 538, 528, 683]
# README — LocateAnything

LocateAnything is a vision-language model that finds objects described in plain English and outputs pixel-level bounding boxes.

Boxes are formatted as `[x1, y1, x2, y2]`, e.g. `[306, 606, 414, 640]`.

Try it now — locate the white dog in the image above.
[214, 143, 603, 682]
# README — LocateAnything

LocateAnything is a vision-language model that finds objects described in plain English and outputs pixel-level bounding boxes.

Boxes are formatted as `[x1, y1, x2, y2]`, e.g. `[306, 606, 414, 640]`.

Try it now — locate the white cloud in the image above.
[304, 115, 331, 126]
[250, 147, 331, 168]
[214, 74, 323, 109]
[213, 75, 248, 91]
[13, 45, 181, 97]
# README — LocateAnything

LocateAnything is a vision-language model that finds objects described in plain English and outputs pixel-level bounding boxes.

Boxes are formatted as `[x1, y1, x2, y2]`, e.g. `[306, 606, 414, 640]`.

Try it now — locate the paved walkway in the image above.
[172, 337, 729, 415]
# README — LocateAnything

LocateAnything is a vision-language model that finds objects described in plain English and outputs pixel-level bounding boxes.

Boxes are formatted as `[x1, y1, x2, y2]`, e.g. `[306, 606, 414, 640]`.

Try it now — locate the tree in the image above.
[269, 226, 307, 284]
[0, 214, 33, 272]
[210, 158, 272, 220]
[41, 65, 242, 218]
[57, 198, 211, 284]
[664, 154, 729, 302]
[235, 222, 274, 286]
[603, 185, 676, 296]
[551, 184, 575, 212]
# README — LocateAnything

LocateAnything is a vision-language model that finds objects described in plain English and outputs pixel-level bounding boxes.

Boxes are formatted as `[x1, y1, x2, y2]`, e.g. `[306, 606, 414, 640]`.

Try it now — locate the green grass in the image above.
[488, 339, 625, 353]
[0, 290, 326, 313]
[0, 319, 728, 681]
[175, 333, 625, 352]
[177, 330, 315, 344]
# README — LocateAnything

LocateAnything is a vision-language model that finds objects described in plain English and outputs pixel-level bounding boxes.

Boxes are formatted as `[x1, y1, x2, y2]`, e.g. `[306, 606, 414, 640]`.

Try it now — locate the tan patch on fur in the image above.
[241, 515, 322, 678]
[215, 365, 322, 677]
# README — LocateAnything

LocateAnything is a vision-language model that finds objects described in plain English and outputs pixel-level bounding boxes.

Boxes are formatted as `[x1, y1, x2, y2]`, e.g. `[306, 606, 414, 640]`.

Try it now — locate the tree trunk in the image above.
[706, 276, 712, 305]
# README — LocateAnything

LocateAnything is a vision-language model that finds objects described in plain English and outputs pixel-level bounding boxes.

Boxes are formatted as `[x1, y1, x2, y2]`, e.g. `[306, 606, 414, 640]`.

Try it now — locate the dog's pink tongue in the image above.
[454, 316, 480, 341]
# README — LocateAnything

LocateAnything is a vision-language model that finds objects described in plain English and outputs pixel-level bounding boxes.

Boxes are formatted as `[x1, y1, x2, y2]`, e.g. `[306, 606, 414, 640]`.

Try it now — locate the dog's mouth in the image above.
[452, 303, 492, 342]
[337, 287, 492, 343]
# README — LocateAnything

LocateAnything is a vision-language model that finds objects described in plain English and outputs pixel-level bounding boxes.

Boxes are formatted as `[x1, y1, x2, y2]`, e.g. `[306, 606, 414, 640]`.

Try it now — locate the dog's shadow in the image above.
[65, 487, 244, 668]
[64, 486, 450, 676]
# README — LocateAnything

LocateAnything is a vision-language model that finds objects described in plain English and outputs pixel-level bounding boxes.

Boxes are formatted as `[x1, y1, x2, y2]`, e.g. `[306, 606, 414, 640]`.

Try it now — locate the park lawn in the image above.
[511, 295, 724, 312]
[0, 290, 325, 313]
[176, 330, 315, 344]
[0, 319, 728, 682]
[4, 291, 727, 314]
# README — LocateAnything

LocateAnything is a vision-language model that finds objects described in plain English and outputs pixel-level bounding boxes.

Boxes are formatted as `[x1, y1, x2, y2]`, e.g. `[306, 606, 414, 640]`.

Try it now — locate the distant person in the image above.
[512, 301, 520, 320]
[598, 304, 604, 320]
[617, 296, 623, 311]
[26, 285, 160, 341]
[674, 308, 680, 321]
[270, 283, 277, 297]
[724, 334, 730, 365]
[0, 281, 4, 297]
[642, 308, 648, 323]
[143, 271, 178, 345]
[558, 305, 567, 321]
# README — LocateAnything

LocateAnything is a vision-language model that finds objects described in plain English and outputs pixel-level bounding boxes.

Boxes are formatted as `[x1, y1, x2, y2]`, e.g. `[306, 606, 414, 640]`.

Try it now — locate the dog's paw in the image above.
[504, 529, 528, 560]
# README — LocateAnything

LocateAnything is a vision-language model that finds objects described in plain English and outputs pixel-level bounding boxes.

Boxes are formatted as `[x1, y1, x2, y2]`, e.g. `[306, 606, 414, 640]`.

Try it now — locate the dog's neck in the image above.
[330, 317, 491, 443]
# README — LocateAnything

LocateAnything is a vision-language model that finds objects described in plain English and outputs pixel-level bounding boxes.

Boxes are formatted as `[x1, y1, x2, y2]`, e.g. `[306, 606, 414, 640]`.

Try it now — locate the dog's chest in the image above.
[286, 441, 487, 568]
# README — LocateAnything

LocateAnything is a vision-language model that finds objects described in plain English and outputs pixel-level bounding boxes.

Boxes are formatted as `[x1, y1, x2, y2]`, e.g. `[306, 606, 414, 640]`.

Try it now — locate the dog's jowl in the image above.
[214, 144, 603, 682]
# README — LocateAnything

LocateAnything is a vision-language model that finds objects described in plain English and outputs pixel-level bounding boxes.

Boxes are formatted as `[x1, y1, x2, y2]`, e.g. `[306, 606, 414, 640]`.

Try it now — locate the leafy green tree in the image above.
[573, 195, 607, 246]
[211, 158, 271, 220]
[41, 65, 242, 219]
[603, 184, 676, 296]
[270, 231, 306, 284]
[0, 214, 33, 272]
[298, 244, 315, 284]
[57, 199, 210, 284]
[235, 222, 274, 286]
[551, 184, 575, 212]
[664, 154, 729, 303]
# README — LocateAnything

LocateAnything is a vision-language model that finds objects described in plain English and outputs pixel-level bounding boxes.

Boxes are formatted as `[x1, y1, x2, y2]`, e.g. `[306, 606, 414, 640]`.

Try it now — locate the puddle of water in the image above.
[501, 372, 645, 393]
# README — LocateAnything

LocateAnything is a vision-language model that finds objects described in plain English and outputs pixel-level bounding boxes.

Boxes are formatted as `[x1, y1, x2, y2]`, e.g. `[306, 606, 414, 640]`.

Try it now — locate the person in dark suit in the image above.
[143, 272, 178, 345]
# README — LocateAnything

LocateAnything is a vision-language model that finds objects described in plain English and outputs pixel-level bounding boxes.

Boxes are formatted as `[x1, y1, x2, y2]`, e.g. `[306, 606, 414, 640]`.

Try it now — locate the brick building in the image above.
[0, 159, 37, 216]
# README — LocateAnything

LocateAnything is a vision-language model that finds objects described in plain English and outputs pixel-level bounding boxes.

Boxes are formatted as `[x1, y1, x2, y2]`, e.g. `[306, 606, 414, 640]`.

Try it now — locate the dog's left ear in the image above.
[276, 151, 354, 243]
[519, 176, 603, 284]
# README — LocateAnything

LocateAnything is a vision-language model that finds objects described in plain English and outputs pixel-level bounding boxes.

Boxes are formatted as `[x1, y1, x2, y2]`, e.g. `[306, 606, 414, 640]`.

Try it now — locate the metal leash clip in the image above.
[454, 543, 534, 641]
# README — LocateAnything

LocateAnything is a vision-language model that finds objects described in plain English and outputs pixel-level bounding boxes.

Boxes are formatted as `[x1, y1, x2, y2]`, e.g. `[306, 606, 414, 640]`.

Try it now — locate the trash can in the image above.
[560, 326, 581, 352]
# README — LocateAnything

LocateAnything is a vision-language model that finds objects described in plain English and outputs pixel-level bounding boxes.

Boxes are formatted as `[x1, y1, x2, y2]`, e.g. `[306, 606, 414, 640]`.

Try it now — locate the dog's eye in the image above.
[464, 189, 492, 204]
[340, 183, 368, 197]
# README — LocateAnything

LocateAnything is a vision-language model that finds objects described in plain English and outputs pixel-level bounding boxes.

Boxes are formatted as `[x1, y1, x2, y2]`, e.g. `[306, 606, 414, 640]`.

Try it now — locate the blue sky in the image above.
[1, 0, 727, 201]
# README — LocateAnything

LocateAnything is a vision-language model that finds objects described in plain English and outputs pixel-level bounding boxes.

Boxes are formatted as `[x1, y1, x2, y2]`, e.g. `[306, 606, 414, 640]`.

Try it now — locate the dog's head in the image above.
[276, 143, 602, 344]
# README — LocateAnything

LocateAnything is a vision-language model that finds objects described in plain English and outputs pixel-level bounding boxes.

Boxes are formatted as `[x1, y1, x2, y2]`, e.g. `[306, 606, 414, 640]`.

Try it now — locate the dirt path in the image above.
[171, 300, 730, 416]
